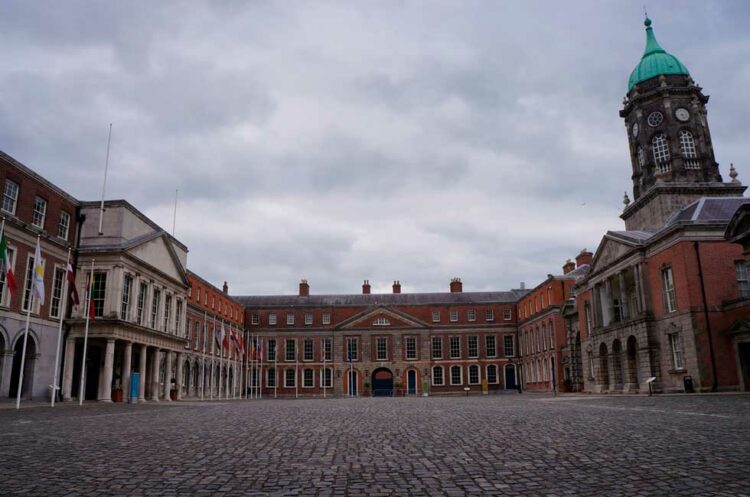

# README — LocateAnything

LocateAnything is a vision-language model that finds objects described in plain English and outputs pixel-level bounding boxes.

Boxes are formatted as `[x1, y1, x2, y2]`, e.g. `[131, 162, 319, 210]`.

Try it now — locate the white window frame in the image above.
[449, 310, 458, 322]
[302, 368, 314, 388]
[431, 336, 442, 359]
[58, 211, 71, 240]
[136, 282, 147, 325]
[49, 264, 66, 319]
[486, 335, 497, 358]
[485, 309, 494, 321]
[467, 335, 478, 358]
[286, 313, 295, 325]
[487, 364, 499, 384]
[285, 339, 296, 362]
[405, 336, 417, 360]
[503, 335, 515, 357]
[322, 312, 331, 325]
[267, 367, 277, 388]
[303, 338, 314, 361]
[31, 196, 47, 229]
[652, 133, 671, 173]
[322, 338, 332, 361]
[121, 274, 133, 321]
[503, 309, 512, 321]
[467, 309, 476, 322]
[449, 336, 461, 359]
[251, 312, 259, 325]
[320, 367, 333, 388]
[432, 366, 444, 386]
[661, 267, 677, 313]
[736, 261, 750, 299]
[268, 313, 277, 325]
[450, 365, 463, 386]
[22, 253, 43, 313]
[679, 130, 700, 169]
[284, 369, 296, 388]
[432, 311, 440, 323]
[376, 336, 388, 361]
[2, 179, 19, 215]
[267, 339, 277, 362]
[304, 313, 313, 325]
[468, 365, 480, 385]
[669, 333, 684, 370]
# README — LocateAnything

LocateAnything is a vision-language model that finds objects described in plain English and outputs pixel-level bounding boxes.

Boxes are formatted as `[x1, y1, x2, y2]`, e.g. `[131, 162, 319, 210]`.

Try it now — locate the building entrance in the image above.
[371, 368, 393, 397]
[407, 369, 417, 395]
[739, 342, 750, 391]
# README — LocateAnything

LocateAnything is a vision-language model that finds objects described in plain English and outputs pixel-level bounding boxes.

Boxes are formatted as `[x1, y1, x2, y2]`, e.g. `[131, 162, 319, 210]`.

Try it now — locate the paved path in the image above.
[1, 394, 749, 496]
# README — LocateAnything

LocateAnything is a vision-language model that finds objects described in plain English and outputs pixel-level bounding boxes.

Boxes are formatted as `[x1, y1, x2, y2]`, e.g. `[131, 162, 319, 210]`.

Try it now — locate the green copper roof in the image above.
[628, 17, 689, 91]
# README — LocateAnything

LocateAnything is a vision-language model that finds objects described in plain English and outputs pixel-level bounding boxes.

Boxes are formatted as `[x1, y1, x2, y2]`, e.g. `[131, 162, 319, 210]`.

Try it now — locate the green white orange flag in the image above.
[32, 238, 45, 305]
[0, 234, 17, 299]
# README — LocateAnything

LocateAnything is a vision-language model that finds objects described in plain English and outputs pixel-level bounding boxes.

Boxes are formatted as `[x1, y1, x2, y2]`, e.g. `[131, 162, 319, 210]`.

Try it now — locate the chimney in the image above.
[299, 279, 309, 297]
[222, 281, 228, 294]
[450, 277, 463, 293]
[392, 280, 401, 294]
[563, 259, 576, 274]
[576, 249, 593, 268]
[520, 282, 526, 290]
[362, 279, 371, 294]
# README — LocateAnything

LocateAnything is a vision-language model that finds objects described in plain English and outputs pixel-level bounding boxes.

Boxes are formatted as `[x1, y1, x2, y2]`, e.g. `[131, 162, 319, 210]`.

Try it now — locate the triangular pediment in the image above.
[127, 234, 187, 284]
[336, 306, 429, 330]
[589, 236, 635, 274]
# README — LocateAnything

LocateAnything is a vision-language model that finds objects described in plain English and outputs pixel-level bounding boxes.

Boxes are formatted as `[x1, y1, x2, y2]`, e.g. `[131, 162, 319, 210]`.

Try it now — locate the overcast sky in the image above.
[2, 1, 749, 295]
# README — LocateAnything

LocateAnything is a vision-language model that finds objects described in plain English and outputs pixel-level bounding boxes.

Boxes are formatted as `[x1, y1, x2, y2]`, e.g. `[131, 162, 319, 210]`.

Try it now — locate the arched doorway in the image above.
[192, 363, 200, 397]
[505, 364, 517, 390]
[371, 368, 393, 397]
[626, 336, 639, 391]
[183, 361, 191, 397]
[612, 339, 624, 391]
[406, 369, 418, 395]
[598, 343, 610, 392]
[9, 334, 37, 399]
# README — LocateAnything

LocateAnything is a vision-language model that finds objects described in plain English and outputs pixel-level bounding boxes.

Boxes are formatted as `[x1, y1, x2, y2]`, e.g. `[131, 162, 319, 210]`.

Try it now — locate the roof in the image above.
[664, 197, 750, 229]
[234, 290, 529, 308]
[628, 17, 689, 91]
[0, 150, 80, 206]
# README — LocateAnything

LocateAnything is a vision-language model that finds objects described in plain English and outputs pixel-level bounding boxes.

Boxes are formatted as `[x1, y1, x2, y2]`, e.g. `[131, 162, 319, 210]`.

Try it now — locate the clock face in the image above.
[632, 122, 639, 138]
[675, 108, 690, 122]
[647, 111, 664, 127]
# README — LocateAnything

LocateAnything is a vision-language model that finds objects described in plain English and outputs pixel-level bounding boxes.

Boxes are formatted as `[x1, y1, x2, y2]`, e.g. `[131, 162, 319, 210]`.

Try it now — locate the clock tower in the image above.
[619, 17, 745, 231]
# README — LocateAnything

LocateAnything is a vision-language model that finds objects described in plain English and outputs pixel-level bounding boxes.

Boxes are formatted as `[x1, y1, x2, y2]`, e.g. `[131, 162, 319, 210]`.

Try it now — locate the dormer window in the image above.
[373, 317, 390, 326]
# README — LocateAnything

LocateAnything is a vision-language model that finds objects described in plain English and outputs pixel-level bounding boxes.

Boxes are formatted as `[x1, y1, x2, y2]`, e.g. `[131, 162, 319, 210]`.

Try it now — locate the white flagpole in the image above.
[50, 247, 72, 407]
[295, 339, 299, 399]
[210, 314, 216, 400]
[259, 338, 263, 399]
[15, 238, 42, 410]
[98, 123, 112, 235]
[78, 260, 95, 406]
[274, 341, 278, 399]
[322, 337, 326, 399]
[201, 311, 206, 401]
[243, 330, 248, 399]
[219, 319, 223, 400]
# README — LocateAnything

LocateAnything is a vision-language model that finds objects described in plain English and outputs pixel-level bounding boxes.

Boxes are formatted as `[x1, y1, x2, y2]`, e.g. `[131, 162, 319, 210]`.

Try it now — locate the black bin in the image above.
[683, 375, 694, 393]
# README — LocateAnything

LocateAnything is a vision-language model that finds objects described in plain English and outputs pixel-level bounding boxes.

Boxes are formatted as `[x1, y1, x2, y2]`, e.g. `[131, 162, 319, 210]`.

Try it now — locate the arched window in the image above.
[636, 146, 645, 171]
[679, 130, 700, 169]
[432, 366, 444, 386]
[652, 134, 671, 173]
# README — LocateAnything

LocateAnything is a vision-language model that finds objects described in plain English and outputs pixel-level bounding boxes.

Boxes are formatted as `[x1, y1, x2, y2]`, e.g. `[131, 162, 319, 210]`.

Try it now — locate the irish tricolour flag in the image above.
[0, 233, 17, 299]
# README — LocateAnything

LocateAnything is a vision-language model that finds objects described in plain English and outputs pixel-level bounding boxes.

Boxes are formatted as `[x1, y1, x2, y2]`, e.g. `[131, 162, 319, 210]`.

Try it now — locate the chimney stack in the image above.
[576, 249, 593, 268]
[362, 279, 371, 294]
[450, 277, 463, 293]
[520, 282, 526, 290]
[563, 259, 576, 274]
[222, 281, 228, 294]
[299, 279, 309, 297]
[392, 280, 401, 294]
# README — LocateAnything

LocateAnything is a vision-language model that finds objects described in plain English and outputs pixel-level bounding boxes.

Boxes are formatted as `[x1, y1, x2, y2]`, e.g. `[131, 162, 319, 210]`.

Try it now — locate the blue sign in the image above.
[129, 372, 140, 403]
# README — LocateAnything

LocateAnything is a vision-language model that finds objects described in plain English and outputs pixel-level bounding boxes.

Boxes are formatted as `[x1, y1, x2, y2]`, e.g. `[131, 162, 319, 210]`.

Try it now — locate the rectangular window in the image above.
[304, 339, 314, 361]
[50, 266, 65, 318]
[185, 319, 191, 349]
[468, 335, 478, 358]
[303, 369, 314, 388]
[405, 336, 417, 360]
[121, 274, 132, 320]
[432, 367, 444, 386]
[0, 246, 14, 305]
[661, 267, 677, 313]
[268, 339, 277, 362]
[504, 335, 515, 357]
[196, 287, 201, 303]
[322, 338, 332, 361]
[164, 294, 172, 332]
[304, 313, 313, 325]
[151, 288, 161, 328]
[468, 366, 480, 385]
[321, 368, 332, 388]
[22, 255, 37, 312]
[285, 339, 296, 361]
[485, 309, 494, 321]
[175, 299, 183, 336]
[449, 310, 458, 322]
[91, 272, 106, 318]
[736, 262, 750, 298]
[450, 366, 462, 385]
[347, 338, 358, 361]
[194, 321, 200, 350]
[286, 313, 295, 325]
[31, 196, 47, 229]
[467, 309, 476, 321]
[267, 368, 276, 388]
[549, 323, 555, 349]
[137, 282, 147, 325]
[268, 313, 278, 326]
[251, 312, 259, 325]
[322, 312, 331, 325]
[431, 337, 442, 359]
[285, 369, 296, 388]
[450, 336, 461, 359]
[669, 333, 683, 370]
[485, 335, 497, 358]
[503, 308, 512, 320]
[2, 180, 19, 214]
[58, 211, 71, 240]
[432, 311, 440, 322]
[376, 337, 387, 361]
[487, 366, 498, 384]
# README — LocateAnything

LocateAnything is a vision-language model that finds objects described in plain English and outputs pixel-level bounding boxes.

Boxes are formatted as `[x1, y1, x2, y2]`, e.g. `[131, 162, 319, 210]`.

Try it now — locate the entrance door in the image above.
[371, 368, 393, 397]
[9, 335, 37, 399]
[407, 370, 417, 395]
[505, 364, 516, 390]
[739, 342, 750, 391]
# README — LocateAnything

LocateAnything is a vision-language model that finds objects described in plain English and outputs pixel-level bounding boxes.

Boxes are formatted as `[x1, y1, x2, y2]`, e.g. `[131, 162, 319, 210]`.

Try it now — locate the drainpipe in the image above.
[693, 241, 718, 392]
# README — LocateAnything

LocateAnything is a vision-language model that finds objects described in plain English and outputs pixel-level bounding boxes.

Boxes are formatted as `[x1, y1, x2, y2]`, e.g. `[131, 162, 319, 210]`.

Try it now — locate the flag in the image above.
[215, 325, 224, 349]
[32, 238, 45, 305]
[230, 329, 241, 353]
[221, 323, 229, 351]
[66, 263, 80, 307]
[0, 234, 17, 299]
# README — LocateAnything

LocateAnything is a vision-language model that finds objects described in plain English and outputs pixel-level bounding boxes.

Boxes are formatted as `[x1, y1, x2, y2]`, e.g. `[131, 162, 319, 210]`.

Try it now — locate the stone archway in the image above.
[598, 343, 610, 392]
[612, 339, 624, 391]
[9, 333, 37, 400]
[626, 336, 639, 392]
[371, 368, 394, 397]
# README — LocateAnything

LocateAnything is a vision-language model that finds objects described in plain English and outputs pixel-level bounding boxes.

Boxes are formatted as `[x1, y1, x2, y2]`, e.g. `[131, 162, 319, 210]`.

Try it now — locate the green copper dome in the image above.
[628, 17, 689, 91]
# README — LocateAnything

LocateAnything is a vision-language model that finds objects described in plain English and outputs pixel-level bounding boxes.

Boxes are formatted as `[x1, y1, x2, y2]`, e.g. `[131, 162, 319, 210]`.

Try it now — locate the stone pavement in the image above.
[1, 394, 749, 496]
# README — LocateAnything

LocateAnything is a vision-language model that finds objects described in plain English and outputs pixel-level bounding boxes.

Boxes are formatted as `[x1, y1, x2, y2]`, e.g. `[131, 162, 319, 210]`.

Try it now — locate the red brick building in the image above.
[236, 279, 525, 397]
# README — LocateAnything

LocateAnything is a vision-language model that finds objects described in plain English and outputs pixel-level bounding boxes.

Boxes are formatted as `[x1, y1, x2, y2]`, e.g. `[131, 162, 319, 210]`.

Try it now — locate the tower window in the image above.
[652, 134, 671, 173]
[679, 130, 700, 169]
[636, 146, 645, 171]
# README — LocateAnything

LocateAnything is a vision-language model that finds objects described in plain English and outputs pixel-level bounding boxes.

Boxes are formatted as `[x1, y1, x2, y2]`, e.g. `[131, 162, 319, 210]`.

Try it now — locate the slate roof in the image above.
[664, 197, 750, 228]
[234, 290, 529, 308]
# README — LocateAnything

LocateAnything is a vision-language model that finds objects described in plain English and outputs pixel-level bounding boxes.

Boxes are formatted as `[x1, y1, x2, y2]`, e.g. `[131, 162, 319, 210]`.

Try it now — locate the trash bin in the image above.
[129, 372, 140, 403]
[683, 375, 694, 393]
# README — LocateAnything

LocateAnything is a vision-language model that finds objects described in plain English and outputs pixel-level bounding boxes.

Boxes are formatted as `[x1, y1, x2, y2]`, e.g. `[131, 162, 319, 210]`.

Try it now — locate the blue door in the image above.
[505, 365, 516, 390]
[407, 370, 417, 395]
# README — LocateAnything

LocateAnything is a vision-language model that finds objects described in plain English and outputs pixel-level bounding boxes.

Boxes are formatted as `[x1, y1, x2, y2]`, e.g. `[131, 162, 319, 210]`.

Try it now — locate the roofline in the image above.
[0, 150, 80, 206]
[187, 270, 243, 305]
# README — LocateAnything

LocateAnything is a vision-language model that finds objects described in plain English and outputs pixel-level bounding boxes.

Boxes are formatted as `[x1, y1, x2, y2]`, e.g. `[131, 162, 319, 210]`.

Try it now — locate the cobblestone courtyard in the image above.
[1, 394, 749, 496]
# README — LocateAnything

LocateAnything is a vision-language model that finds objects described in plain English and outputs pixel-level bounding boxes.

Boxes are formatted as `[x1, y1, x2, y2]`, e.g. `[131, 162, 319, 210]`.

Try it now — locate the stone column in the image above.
[163, 350, 173, 401]
[62, 338, 76, 401]
[122, 341, 132, 402]
[1, 350, 15, 401]
[150, 348, 160, 401]
[139, 344, 148, 402]
[175, 353, 184, 400]
[99, 339, 116, 402]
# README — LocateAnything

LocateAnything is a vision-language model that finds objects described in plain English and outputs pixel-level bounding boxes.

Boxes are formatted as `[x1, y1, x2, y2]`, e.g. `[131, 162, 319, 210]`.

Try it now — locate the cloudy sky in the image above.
[2, 1, 749, 295]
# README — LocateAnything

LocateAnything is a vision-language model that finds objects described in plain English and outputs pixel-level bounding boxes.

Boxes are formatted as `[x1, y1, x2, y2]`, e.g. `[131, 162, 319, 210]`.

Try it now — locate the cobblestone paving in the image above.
[1, 394, 749, 496]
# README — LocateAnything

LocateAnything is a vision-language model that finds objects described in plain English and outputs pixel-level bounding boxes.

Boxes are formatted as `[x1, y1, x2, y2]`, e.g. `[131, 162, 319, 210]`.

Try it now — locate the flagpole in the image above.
[274, 342, 278, 399]
[78, 259, 95, 406]
[51, 247, 72, 407]
[201, 311, 206, 401]
[259, 338, 263, 399]
[295, 340, 299, 399]
[322, 337, 326, 399]
[98, 123, 112, 235]
[210, 313, 215, 400]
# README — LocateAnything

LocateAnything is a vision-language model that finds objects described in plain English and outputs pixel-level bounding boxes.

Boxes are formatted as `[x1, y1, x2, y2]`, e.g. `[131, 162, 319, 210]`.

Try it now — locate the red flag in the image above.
[66, 263, 80, 307]
[0, 234, 17, 299]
